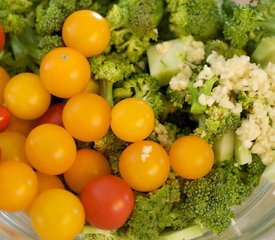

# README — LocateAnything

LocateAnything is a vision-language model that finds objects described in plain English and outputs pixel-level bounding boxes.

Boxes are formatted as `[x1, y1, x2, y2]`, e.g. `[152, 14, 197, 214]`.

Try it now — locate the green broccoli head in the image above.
[223, 0, 275, 49]
[179, 157, 265, 234]
[166, 0, 223, 42]
[106, 0, 164, 62]
[204, 39, 246, 59]
[124, 174, 185, 240]
[193, 105, 241, 144]
[35, 0, 76, 35]
[93, 130, 129, 175]
[113, 73, 168, 118]
[90, 53, 136, 106]
[0, 0, 36, 35]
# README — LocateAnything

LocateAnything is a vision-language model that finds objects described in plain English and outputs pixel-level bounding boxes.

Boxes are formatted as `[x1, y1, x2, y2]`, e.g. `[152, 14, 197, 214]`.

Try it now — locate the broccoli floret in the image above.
[113, 73, 168, 118]
[193, 105, 241, 145]
[223, 0, 275, 49]
[166, 0, 223, 42]
[93, 130, 129, 175]
[204, 39, 246, 59]
[106, 0, 164, 62]
[166, 67, 219, 115]
[0, 0, 36, 35]
[124, 174, 185, 240]
[147, 120, 181, 151]
[188, 75, 219, 115]
[236, 91, 255, 112]
[35, 0, 76, 35]
[78, 225, 128, 240]
[90, 53, 136, 106]
[179, 157, 265, 234]
[36, 34, 64, 60]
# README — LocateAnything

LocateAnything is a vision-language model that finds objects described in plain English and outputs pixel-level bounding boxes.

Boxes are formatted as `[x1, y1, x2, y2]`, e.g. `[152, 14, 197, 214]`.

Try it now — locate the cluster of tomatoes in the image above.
[0, 10, 215, 240]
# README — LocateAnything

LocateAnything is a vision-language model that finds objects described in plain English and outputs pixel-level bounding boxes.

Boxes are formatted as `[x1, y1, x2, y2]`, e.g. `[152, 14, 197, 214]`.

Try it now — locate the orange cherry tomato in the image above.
[169, 135, 214, 179]
[6, 115, 36, 136]
[62, 92, 111, 142]
[0, 66, 10, 104]
[0, 161, 38, 211]
[40, 47, 91, 98]
[111, 98, 155, 142]
[25, 124, 77, 175]
[119, 140, 170, 192]
[62, 10, 111, 57]
[64, 148, 111, 194]
[35, 171, 64, 194]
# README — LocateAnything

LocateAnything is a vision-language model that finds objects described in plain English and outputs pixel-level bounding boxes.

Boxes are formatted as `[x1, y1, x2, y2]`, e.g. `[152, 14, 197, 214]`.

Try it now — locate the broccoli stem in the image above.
[99, 80, 115, 107]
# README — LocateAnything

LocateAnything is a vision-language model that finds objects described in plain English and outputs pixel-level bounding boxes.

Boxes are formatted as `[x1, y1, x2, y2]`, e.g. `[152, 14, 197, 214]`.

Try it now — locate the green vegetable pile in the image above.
[1, 0, 275, 240]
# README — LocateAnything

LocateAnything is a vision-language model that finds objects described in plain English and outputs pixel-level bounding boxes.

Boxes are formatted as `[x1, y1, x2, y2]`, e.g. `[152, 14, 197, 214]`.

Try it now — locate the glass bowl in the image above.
[0, 178, 274, 240]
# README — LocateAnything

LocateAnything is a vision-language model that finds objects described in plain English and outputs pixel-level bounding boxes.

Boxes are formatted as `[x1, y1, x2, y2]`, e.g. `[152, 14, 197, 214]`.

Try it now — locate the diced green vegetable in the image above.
[213, 129, 235, 162]
[159, 225, 204, 240]
[234, 134, 252, 165]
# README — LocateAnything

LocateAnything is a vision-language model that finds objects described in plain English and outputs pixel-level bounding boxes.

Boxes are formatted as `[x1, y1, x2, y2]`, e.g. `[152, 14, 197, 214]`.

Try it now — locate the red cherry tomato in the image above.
[0, 105, 11, 132]
[80, 175, 134, 230]
[0, 25, 5, 51]
[36, 102, 65, 127]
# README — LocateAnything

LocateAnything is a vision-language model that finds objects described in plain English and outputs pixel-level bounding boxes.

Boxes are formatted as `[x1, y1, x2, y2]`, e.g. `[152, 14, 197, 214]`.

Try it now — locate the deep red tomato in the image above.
[0, 105, 11, 132]
[0, 25, 5, 51]
[36, 102, 65, 127]
[80, 175, 134, 230]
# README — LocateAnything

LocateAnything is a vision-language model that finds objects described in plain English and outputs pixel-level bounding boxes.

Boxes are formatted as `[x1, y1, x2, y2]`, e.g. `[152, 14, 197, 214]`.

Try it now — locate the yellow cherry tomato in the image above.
[111, 98, 155, 142]
[62, 10, 111, 57]
[0, 160, 38, 211]
[30, 189, 85, 240]
[40, 47, 91, 98]
[169, 135, 214, 179]
[25, 123, 77, 175]
[4, 73, 51, 120]
[35, 171, 64, 194]
[64, 148, 111, 194]
[119, 140, 170, 192]
[0, 131, 29, 164]
[0, 66, 10, 104]
[62, 92, 111, 142]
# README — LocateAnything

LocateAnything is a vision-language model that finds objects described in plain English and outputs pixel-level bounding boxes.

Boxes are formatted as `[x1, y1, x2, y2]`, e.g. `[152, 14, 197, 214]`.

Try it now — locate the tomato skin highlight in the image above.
[0, 25, 5, 51]
[62, 10, 111, 57]
[119, 140, 171, 192]
[64, 148, 111, 194]
[111, 98, 155, 142]
[80, 175, 134, 230]
[0, 105, 11, 132]
[40, 47, 91, 98]
[36, 102, 65, 127]
[0, 160, 38, 211]
[169, 135, 214, 179]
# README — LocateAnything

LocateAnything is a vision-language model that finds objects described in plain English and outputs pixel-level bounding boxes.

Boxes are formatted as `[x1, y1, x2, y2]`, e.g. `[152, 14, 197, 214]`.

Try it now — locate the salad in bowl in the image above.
[0, 0, 274, 239]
